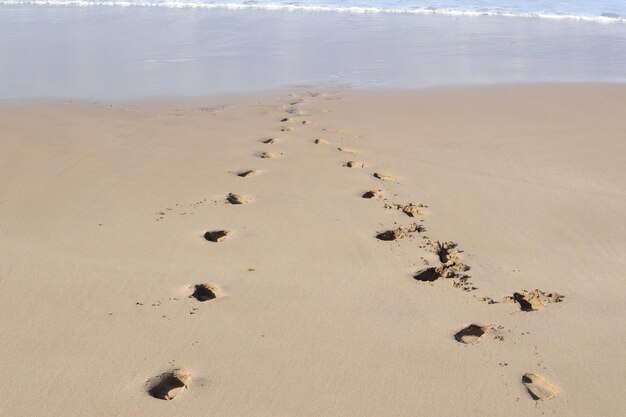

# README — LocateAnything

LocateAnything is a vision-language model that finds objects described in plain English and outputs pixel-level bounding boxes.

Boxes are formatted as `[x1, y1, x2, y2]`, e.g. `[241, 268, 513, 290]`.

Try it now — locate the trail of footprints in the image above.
[144, 91, 563, 404]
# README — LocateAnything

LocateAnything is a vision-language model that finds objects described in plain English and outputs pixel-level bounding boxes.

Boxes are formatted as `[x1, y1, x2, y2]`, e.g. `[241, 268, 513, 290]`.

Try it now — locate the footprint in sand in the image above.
[376, 223, 422, 241]
[374, 172, 396, 181]
[257, 151, 283, 159]
[344, 161, 365, 168]
[522, 373, 559, 400]
[337, 147, 358, 155]
[412, 266, 441, 282]
[226, 193, 251, 205]
[362, 189, 382, 199]
[147, 368, 191, 400]
[188, 284, 221, 302]
[235, 169, 259, 178]
[280, 126, 292, 132]
[262, 138, 278, 144]
[204, 230, 230, 242]
[385, 202, 423, 217]
[502, 289, 564, 312]
[314, 139, 329, 145]
[280, 117, 290, 122]
[454, 324, 489, 345]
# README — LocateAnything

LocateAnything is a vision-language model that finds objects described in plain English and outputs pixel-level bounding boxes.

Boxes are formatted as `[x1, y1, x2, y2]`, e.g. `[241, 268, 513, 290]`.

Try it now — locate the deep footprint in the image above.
[226, 193, 250, 205]
[413, 267, 441, 282]
[204, 230, 230, 242]
[376, 224, 422, 241]
[262, 138, 278, 144]
[503, 289, 564, 311]
[362, 189, 382, 199]
[454, 324, 488, 344]
[147, 368, 191, 400]
[522, 373, 559, 400]
[190, 284, 221, 301]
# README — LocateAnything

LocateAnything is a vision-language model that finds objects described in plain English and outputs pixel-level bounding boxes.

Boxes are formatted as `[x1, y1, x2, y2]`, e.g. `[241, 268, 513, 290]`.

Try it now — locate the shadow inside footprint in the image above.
[413, 267, 440, 282]
[236, 170, 258, 178]
[204, 230, 230, 242]
[376, 230, 398, 241]
[148, 369, 191, 401]
[190, 284, 219, 302]
[373, 172, 396, 181]
[522, 373, 559, 400]
[513, 292, 534, 311]
[362, 189, 382, 199]
[376, 224, 421, 241]
[226, 193, 249, 205]
[454, 324, 487, 344]
[504, 290, 563, 312]
[344, 161, 365, 168]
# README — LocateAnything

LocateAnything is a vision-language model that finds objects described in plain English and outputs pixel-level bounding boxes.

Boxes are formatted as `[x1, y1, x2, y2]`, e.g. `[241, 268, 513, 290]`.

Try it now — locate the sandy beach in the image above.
[1, 84, 625, 416]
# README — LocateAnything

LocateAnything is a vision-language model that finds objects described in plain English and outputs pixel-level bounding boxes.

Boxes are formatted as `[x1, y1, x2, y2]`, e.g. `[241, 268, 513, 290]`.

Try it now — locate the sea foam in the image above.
[1, 0, 625, 23]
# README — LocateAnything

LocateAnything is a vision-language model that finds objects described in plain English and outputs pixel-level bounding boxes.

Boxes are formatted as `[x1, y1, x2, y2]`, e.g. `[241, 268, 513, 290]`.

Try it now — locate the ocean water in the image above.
[1, 0, 625, 22]
[1, 3, 625, 99]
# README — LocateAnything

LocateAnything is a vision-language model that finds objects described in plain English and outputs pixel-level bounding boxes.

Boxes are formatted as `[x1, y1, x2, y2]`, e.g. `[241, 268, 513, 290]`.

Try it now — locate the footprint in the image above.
[226, 193, 250, 205]
[280, 126, 292, 132]
[314, 139, 329, 145]
[427, 240, 469, 278]
[189, 284, 221, 301]
[280, 117, 290, 122]
[235, 169, 259, 178]
[385, 202, 423, 217]
[344, 161, 365, 168]
[376, 223, 422, 241]
[522, 373, 559, 400]
[373, 172, 396, 181]
[362, 189, 382, 199]
[433, 241, 457, 263]
[454, 324, 489, 345]
[147, 368, 191, 400]
[337, 147, 358, 154]
[502, 289, 564, 312]
[413, 267, 441, 282]
[262, 138, 278, 144]
[257, 151, 283, 159]
[204, 230, 230, 242]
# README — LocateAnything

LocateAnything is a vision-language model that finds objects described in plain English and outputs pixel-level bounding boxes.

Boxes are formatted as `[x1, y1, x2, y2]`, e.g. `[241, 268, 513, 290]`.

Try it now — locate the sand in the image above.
[0, 84, 625, 416]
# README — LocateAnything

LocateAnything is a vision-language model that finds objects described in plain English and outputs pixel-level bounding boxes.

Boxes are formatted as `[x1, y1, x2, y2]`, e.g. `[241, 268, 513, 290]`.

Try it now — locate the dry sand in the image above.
[0, 85, 625, 416]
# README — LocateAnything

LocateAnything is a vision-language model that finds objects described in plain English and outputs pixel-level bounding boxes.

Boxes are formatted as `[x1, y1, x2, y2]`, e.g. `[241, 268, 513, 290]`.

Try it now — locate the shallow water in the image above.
[1, 6, 625, 99]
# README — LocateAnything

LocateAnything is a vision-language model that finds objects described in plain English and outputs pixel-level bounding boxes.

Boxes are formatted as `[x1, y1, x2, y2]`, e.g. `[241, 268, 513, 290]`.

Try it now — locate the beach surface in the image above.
[1, 84, 625, 416]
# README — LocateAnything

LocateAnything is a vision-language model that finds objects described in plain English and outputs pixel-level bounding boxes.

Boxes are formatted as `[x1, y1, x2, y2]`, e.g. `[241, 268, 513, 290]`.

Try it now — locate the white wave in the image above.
[1, 0, 624, 24]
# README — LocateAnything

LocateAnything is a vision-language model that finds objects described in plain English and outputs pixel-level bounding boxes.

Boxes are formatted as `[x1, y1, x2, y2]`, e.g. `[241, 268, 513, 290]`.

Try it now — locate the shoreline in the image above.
[1, 84, 625, 416]
[2, 81, 626, 105]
